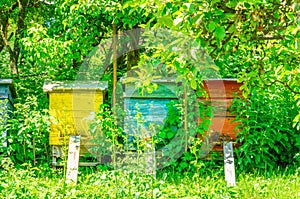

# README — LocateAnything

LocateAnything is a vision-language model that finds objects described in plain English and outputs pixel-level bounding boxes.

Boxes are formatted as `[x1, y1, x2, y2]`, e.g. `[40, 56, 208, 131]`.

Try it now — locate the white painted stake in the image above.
[66, 135, 81, 184]
[223, 141, 236, 186]
[145, 137, 156, 178]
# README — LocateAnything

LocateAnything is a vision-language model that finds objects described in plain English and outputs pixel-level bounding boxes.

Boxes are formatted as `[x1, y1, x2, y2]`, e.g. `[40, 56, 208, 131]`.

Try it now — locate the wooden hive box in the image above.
[43, 81, 108, 164]
[122, 79, 178, 148]
[198, 79, 242, 152]
[0, 79, 17, 148]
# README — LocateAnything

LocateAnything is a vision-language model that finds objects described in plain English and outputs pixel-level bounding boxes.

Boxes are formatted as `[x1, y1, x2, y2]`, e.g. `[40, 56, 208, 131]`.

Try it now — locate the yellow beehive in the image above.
[43, 81, 108, 159]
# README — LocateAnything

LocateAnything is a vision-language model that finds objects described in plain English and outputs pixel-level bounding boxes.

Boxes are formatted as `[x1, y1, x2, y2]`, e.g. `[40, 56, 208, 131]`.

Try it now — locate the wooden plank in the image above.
[200, 80, 242, 99]
[199, 117, 240, 140]
[49, 104, 98, 146]
[66, 135, 80, 184]
[52, 161, 101, 167]
[209, 142, 241, 151]
[78, 162, 100, 166]
[43, 81, 108, 92]
[124, 98, 175, 139]
[50, 138, 99, 157]
[124, 81, 177, 98]
[199, 99, 236, 117]
[50, 92, 103, 111]
[223, 142, 236, 186]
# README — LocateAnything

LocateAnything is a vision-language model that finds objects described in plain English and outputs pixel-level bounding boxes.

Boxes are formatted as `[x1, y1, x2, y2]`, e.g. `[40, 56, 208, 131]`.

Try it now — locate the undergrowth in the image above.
[0, 157, 299, 199]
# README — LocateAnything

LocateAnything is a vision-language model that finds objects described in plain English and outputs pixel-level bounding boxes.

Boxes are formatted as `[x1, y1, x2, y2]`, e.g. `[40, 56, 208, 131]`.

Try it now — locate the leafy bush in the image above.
[89, 104, 123, 168]
[231, 85, 299, 172]
[155, 100, 182, 150]
[2, 96, 50, 165]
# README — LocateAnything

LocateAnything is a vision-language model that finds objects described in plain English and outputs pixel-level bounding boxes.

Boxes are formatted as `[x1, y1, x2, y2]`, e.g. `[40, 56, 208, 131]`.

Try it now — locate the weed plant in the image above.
[0, 157, 299, 198]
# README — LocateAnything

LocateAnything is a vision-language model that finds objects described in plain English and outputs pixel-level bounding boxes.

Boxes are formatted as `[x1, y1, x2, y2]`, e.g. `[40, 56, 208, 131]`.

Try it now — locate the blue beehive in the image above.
[122, 79, 178, 148]
[0, 79, 16, 147]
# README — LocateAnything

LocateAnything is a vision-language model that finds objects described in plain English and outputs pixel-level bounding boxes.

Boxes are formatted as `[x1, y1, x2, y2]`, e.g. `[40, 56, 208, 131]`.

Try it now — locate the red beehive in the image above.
[198, 79, 243, 153]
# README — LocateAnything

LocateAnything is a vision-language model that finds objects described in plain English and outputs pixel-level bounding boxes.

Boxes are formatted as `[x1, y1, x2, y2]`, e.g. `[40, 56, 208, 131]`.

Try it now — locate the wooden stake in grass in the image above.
[66, 135, 81, 184]
[223, 141, 236, 186]
[144, 136, 156, 178]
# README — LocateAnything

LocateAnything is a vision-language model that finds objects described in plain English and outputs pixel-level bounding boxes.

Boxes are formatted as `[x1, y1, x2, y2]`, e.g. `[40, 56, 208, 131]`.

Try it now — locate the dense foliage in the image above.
[0, 0, 299, 176]
[231, 85, 299, 171]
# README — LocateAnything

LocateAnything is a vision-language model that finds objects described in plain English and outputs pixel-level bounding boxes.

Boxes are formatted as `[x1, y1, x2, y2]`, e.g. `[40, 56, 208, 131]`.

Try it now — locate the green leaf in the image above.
[274, 11, 280, 19]
[208, 21, 216, 32]
[215, 26, 226, 40]
[174, 16, 183, 26]
[167, 131, 174, 139]
[228, 25, 235, 33]
[158, 15, 173, 27]
[190, 79, 197, 90]
[244, 2, 251, 9]
[203, 124, 209, 131]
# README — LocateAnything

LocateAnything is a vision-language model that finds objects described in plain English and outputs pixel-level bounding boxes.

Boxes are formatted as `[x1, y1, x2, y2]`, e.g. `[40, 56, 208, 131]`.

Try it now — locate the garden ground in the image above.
[0, 159, 299, 199]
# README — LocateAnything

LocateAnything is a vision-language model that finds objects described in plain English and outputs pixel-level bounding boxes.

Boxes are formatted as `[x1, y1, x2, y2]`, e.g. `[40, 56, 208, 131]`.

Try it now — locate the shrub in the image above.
[231, 84, 299, 172]
[3, 96, 50, 165]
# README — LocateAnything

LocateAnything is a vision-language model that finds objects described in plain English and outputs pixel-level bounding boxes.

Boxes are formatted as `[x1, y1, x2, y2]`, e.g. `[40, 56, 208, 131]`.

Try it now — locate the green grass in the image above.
[0, 163, 299, 199]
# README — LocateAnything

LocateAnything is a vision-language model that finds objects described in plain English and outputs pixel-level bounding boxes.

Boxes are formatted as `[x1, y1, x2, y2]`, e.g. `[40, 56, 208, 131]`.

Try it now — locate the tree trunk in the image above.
[9, 54, 19, 76]
[127, 29, 141, 71]
[112, 24, 117, 108]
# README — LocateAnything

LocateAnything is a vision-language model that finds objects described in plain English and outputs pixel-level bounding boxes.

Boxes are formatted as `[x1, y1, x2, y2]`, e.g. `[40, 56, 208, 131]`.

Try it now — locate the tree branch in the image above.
[210, 23, 235, 56]
[0, 25, 13, 55]
[264, 78, 300, 94]
[273, 79, 300, 94]
[251, 35, 284, 41]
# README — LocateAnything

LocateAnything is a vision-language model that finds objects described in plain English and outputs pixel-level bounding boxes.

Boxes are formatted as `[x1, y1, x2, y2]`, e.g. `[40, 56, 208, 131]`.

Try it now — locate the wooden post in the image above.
[145, 137, 156, 178]
[66, 135, 81, 184]
[223, 141, 236, 186]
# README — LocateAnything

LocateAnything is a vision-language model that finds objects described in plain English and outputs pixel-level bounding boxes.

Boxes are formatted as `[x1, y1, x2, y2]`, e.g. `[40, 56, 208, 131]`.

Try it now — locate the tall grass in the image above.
[0, 159, 299, 199]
